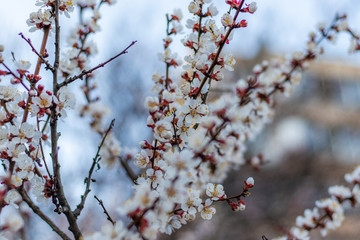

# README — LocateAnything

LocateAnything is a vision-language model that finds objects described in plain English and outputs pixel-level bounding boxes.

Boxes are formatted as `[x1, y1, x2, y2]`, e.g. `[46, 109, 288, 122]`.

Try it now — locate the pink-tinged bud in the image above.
[245, 177, 255, 188]
[139, 140, 147, 149]
[237, 20, 248, 28]
[163, 36, 172, 48]
[229, 201, 241, 211]
[10, 78, 20, 84]
[35, 75, 42, 81]
[38, 85, 44, 93]
[236, 79, 248, 97]
[238, 200, 246, 211]
[18, 101, 26, 108]
[212, 71, 224, 81]
[29, 89, 37, 96]
[243, 2, 257, 14]
[181, 71, 191, 81]
[226, 0, 241, 8]
[248, 2, 257, 13]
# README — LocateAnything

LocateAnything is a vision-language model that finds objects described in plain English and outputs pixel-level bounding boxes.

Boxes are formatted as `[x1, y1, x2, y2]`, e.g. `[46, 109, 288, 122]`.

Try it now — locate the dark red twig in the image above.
[57, 41, 137, 88]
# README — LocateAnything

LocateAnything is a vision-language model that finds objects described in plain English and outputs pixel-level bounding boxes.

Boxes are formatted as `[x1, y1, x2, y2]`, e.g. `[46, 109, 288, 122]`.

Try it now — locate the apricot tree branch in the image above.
[50, 1, 82, 239]
[73, 119, 115, 218]
[94, 195, 115, 225]
[194, 0, 245, 99]
[119, 156, 137, 183]
[19, 32, 54, 72]
[57, 41, 137, 88]
[18, 188, 71, 240]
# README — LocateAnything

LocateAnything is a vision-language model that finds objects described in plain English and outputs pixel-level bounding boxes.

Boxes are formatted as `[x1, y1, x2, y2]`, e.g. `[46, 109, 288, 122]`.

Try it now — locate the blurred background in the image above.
[1, 0, 360, 239]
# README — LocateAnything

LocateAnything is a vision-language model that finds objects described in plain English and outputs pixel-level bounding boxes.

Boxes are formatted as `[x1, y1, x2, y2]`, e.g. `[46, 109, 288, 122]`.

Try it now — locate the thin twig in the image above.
[94, 195, 115, 225]
[19, 32, 54, 72]
[73, 119, 115, 218]
[194, 0, 245, 99]
[37, 115, 52, 178]
[1, 63, 30, 91]
[57, 41, 137, 88]
[119, 156, 137, 183]
[18, 188, 71, 240]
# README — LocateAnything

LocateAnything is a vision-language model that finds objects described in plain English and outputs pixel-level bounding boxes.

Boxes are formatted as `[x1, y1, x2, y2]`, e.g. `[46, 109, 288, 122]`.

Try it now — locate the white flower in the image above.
[188, 2, 200, 14]
[315, 198, 344, 236]
[171, 22, 183, 34]
[207, 4, 218, 16]
[134, 150, 150, 168]
[33, 92, 53, 109]
[75, 0, 97, 8]
[144, 96, 159, 112]
[352, 184, 360, 204]
[14, 60, 31, 71]
[154, 119, 173, 142]
[328, 185, 352, 199]
[0, 85, 19, 100]
[179, 98, 209, 124]
[5, 214, 24, 232]
[239, 201, 246, 211]
[4, 189, 22, 208]
[11, 175, 22, 187]
[56, 86, 76, 117]
[146, 167, 164, 188]
[172, 8, 183, 21]
[14, 154, 35, 181]
[83, 221, 129, 240]
[246, 177, 254, 187]
[224, 54, 236, 71]
[198, 199, 216, 220]
[337, 20, 348, 31]
[345, 165, 360, 184]
[10, 122, 42, 144]
[221, 13, 233, 27]
[30, 175, 49, 204]
[181, 189, 202, 215]
[206, 183, 225, 200]
[248, 2, 257, 13]
[27, 9, 54, 32]
[290, 227, 309, 240]
[296, 208, 320, 229]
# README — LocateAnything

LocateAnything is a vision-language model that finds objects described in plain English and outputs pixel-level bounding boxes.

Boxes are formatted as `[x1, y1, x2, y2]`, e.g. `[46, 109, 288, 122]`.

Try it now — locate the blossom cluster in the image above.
[0, 0, 77, 237]
[0, 0, 360, 240]
[102, 10, 360, 240]
[273, 166, 360, 240]
[27, 0, 75, 32]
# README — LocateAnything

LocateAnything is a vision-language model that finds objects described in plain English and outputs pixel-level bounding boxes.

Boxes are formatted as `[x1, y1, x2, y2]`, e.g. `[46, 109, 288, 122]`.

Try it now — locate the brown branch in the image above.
[194, 0, 245, 99]
[22, 26, 50, 124]
[19, 32, 54, 72]
[50, 1, 82, 239]
[37, 115, 52, 179]
[119, 156, 137, 183]
[73, 119, 115, 218]
[57, 41, 137, 88]
[2, 100, 16, 126]
[18, 188, 71, 240]
[94, 195, 115, 225]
